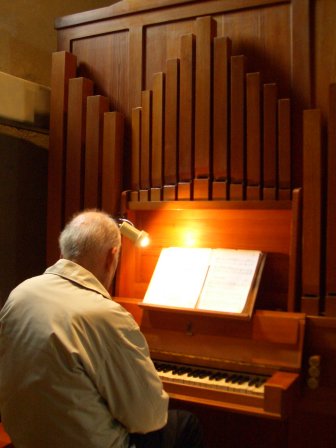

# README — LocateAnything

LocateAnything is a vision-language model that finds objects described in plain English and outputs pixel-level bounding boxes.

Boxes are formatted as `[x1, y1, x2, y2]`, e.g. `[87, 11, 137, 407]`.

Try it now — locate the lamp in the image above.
[117, 218, 150, 247]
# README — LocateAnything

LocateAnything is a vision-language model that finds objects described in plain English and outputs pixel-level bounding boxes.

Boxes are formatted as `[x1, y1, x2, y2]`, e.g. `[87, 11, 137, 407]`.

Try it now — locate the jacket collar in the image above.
[45, 259, 112, 300]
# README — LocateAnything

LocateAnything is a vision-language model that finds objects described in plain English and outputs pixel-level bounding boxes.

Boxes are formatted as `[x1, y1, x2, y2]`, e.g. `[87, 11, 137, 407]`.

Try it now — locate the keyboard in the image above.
[154, 360, 268, 396]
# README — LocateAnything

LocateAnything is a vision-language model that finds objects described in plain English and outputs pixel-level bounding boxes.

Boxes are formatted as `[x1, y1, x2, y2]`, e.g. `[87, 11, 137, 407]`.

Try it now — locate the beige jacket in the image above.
[0, 259, 168, 448]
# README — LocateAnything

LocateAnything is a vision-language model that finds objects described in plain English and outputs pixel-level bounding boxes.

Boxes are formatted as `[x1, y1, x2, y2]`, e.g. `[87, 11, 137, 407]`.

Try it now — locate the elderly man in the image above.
[0, 210, 203, 448]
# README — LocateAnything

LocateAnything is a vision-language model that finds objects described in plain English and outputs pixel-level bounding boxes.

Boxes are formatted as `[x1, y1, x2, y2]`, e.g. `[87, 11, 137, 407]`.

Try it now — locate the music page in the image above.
[143, 247, 211, 308]
[196, 249, 261, 313]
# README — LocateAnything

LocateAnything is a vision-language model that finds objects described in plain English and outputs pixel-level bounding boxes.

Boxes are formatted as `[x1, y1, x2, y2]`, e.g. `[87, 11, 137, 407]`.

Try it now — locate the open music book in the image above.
[142, 247, 266, 318]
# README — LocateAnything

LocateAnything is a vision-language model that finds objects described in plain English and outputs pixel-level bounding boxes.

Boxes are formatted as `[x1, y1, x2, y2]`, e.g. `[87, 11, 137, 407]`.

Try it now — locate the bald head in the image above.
[59, 210, 121, 290]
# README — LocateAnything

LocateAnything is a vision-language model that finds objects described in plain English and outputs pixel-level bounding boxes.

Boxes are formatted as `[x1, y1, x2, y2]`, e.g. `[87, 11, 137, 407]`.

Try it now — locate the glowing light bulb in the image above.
[119, 221, 150, 247]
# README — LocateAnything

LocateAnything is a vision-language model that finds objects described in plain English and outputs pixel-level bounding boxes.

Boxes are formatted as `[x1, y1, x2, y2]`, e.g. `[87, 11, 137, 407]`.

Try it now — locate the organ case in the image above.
[50, 1, 336, 445]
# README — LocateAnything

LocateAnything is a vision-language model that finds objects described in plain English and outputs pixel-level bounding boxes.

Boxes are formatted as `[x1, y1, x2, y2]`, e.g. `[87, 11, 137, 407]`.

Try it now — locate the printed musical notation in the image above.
[143, 247, 266, 317]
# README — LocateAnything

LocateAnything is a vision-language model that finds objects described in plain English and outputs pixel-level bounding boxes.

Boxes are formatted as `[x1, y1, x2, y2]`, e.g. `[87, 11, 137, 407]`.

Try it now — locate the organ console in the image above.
[114, 195, 305, 421]
[142, 309, 305, 420]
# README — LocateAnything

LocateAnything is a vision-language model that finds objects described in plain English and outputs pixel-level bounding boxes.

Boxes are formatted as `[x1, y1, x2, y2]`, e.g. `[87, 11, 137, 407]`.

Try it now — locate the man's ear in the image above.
[105, 247, 114, 269]
[105, 246, 118, 269]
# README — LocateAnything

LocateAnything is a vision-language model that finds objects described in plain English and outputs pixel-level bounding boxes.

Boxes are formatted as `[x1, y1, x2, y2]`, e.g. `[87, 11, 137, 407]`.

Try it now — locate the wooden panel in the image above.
[145, 20, 194, 92]
[64, 77, 93, 222]
[263, 83, 278, 200]
[55, 0, 297, 35]
[325, 83, 336, 315]
[142, 308, 304, 374]
[246, 72, 261, 200]
[263, 371, 299, 417]
[178, 33, 195, 195]
[230, 55, 246, 199]
[301, 109, 322, 315]
[278, 98, 291, 200]
[141, 309, 304, 372]
[84, 95, 109, 209]
[72, 31, 129, 118]
[218, 4, 292, 101]
[101, 112, 124, 215]
[194, 16, 216, 179]
[47, 51, 77, 265]
[212, 36, 231, 200]
[151, 72, 165, 200]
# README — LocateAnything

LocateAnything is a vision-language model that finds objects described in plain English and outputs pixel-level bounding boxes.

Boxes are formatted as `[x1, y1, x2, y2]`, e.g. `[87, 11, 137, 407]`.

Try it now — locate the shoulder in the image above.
[73, 294, 140, 336]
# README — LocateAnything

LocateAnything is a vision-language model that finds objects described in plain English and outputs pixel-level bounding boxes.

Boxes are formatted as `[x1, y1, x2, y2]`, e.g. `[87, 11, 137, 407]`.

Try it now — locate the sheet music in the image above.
[143, 247, 212, 308]
[196, 249, 261, 312]
[143, 247, 263, 314]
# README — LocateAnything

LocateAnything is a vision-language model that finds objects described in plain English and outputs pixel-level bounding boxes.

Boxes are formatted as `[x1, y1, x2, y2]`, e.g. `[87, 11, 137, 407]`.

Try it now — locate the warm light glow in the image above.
[119, 221, 150, 247]
[138, 233, 150, 247]
[182, 230, 198, 247]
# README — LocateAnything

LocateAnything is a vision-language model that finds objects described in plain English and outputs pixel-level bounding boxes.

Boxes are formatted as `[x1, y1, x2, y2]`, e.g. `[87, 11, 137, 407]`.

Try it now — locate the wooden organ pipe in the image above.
[164, 59, 179, 200]
[47, 51, 77, 265]
[151, 72, 164, 201]
[47, 52, 125, 263]
[129, 18, 293, 206]
[246, 72, 261, 200]
[230, 55, 246, 200]
[288, 188, 302, 312]
[140, 90, 151, 202]
[178, 33, 195, 200]
[325, 83, 336, 316]
[301, 109, 322, 316]
[130, 107, 141, 202]
[101, 112, 124, 216]
[278, 99, 291, 200]
[84, 95, 109, 209]
[263, 83, 278, 200]
[64, 77, 93, 223]
[212, 37, 231, 200]
[194, 16, 216, 199]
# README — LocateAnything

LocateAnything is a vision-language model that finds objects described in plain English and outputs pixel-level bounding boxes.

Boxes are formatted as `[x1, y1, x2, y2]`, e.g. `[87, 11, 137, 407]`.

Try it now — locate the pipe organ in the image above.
[47, 1, 336, 446]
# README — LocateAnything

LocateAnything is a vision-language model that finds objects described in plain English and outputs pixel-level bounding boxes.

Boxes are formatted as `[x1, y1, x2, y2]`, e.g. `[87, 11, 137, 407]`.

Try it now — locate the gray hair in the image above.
[59, 209, 121, 261]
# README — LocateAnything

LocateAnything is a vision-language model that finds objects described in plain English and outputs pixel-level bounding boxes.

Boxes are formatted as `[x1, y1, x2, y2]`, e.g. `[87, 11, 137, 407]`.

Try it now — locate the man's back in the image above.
[0, 260, 168, 448]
